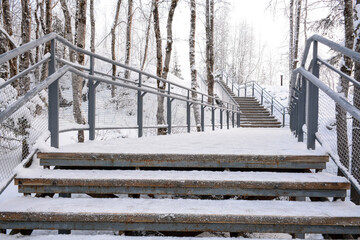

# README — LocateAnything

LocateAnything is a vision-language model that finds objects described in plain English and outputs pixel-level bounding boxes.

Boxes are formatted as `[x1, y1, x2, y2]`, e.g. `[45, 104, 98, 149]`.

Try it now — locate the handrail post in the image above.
[48, 39, 59, 148]
[88, 55, 96, 140]
[187, 90, 191, 133]
[282, 108, 286, 127]
[212, 98, 215, 131]
[297, 76, 306, 142]
[226, 104, 230, 129]
[261, 89, 264, 105]
[220, 109, 223, 129]
[271, 97, 274, 115]
[201, 94, 205, 131]
[307, 41, 319, 149]
[167, 83, 172, 134]
[252, 82, 254, 96]
[137, 73, 143, 137]
[232, 106, 235, 128]
[237, 87, 240, 97]
[245, 82, 247, 96]
[237, 107, 240, 128]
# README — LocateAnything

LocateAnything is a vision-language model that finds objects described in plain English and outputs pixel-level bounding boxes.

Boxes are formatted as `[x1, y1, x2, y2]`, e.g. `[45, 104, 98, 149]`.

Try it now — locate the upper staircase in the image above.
[218, 81, 282, 128]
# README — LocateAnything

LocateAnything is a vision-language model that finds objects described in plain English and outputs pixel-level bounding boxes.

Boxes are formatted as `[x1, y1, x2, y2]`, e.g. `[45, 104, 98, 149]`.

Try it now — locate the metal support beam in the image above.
[137, 73, 143, 137]
[212, 99, 215, 131]
[48, 39, 59, 148]
[187, 90, 191, 133]
[201, 95, 205, 131]
[297, 77, 306, 142]
[307, 41, 319, 150]
[220, 110, 223, 129]
[88, 56, 96, 140]
[167, 83, 172, 134]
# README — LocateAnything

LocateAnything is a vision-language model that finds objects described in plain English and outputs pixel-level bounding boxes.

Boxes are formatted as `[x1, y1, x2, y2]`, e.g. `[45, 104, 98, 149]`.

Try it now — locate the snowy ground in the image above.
[41, 127, 326, 156]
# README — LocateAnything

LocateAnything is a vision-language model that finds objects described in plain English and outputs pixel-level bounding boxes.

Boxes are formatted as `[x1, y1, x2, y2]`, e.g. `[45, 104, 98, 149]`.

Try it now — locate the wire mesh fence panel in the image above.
[0, 77, 49, 192]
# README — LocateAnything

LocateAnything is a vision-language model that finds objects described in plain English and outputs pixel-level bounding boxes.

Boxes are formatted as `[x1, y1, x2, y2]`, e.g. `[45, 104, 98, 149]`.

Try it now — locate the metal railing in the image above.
[221, 78, 287, 126]
[290, 34, 360, 199]
[0, 33, 241, 193]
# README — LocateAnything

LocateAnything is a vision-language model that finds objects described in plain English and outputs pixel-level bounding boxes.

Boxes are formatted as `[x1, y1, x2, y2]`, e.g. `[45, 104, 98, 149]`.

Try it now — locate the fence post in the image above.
[282, 108, 286, 127]
[88, 55, 96, 140]
[48, 39, 59, 148]
[297, 76, 306, 142]
[252, 82, 255, 96]
[167, 83, 172, 134]
[201, 94, 205, 131]
[212, 98, 215, 131]
[232, 107, 235, 128]
[220, 109, 223, 129]
[187, 90, 191, 133]
[307, 41, 319, 150]
[226, 105, 230, 129]
[137, 73, 143, 137]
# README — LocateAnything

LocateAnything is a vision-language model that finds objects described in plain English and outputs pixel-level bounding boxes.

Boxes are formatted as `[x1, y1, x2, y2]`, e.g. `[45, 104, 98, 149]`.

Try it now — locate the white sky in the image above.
[173, 0, 289, 80]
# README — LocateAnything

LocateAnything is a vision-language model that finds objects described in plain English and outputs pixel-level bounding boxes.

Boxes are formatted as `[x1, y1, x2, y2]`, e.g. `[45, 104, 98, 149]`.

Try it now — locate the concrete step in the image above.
[1, 197, 360, 235]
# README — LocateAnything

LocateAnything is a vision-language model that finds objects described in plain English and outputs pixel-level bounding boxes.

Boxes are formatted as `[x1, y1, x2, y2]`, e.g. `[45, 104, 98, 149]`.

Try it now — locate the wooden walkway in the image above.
[0, 128, 359, 238]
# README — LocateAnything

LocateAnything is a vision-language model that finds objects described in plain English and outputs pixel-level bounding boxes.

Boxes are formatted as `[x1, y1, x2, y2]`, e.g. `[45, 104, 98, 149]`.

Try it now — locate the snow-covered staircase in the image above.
[218, 81, 282, 128]
[1, 139, 360, 238]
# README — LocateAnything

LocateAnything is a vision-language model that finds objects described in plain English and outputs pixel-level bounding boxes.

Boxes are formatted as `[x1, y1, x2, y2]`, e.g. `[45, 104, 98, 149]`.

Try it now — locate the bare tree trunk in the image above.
[73, 0, 87, 143]
[2, 0, 17, 83]
[124, 0, 133, 79]
[40, 0, 53, 82]
[161, 0, 178, 80]
[111, 0, 122, 98]
[153, 0, 166, 135]
[34, 0, 42, 82]
[90, 0, 95, 53]
[293, 0, 301, 70]
[336, 0, 354, 169]
[353, 0, 360, 188]
[189, 0, 200, 131]
[141, 1, 154, 71]
[288, 0, 294, 103]
[18, 0, 31, 97]
[60, 0, 75, 62]
[206, 0, 215, 102]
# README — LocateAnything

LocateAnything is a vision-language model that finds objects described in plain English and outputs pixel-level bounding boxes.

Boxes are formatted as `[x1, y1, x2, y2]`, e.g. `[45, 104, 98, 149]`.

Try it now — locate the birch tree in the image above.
[124, 0, 133, 79]
[18, 0, 31, 96]
[2, 0, 17, 82]
[73, 0, 87, 142]
[353, 0, 360, 190]
[336, 0, 354, 168]
[189, 0, 200, 131]
[206, 0, 215, 102]
[40, 0, 53, 82]
[111, 0, 122, 97]
[141, 1, 154, 71]
[90, 0, 95, 53]
[153, 0, 179, 135]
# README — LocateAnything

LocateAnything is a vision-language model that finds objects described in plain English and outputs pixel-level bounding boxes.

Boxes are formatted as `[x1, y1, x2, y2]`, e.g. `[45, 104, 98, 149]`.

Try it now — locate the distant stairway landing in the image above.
[234, 97, 281, 128]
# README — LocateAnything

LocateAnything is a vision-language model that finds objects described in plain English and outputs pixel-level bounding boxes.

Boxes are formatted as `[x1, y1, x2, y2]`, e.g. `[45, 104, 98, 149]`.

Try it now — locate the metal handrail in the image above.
[290, 34, 360, 199]
[0, 33, 242, 150]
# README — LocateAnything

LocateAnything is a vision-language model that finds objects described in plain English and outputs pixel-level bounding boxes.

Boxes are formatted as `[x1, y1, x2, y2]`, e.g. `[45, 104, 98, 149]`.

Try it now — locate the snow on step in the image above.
[38, 128, 326, 156]
[15, 169, 349, 197]
[1, 198, 360, 235]
[17, 169, 347, 183]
